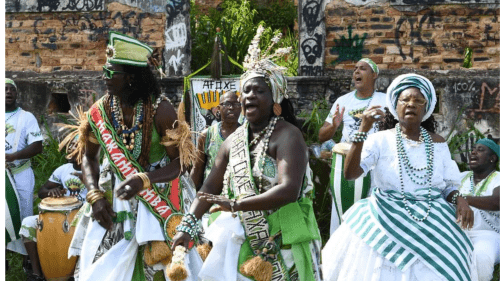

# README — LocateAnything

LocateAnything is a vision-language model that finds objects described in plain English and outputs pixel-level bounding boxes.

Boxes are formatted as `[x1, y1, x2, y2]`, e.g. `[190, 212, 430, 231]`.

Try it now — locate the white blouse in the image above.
[360, 129, 460, 198]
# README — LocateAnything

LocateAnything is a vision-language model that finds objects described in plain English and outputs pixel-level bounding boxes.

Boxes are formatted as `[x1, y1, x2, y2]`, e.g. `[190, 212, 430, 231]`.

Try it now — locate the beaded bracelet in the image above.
[451, 192, 466, 205]
[175, 224, 197, 239]
[351, 131, 368, 143]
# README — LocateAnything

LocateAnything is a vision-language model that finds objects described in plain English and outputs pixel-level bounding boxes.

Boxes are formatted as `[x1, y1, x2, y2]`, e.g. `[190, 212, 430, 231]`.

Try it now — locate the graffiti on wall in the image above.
[390, 0, 497, 5]
[30, 11, 150, 50]
[395, 14, 438, 61]
[330, 26, 367, 65]
[162, 0, 190, 76]
[6, 0, 104, 12]
[299, 0, 325, 76]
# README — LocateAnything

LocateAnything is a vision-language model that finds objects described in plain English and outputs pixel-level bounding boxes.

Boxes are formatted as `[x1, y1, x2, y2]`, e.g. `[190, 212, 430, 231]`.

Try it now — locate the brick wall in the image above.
[325, 1, 499, 71]
[5, 2, 166, 72]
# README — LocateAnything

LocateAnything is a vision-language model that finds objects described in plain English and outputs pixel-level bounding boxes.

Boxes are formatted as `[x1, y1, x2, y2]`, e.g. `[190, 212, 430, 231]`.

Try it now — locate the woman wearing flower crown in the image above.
[322, 73, 477, 281]
[66, 32, 201, 281]
[172, 26, 322, 281]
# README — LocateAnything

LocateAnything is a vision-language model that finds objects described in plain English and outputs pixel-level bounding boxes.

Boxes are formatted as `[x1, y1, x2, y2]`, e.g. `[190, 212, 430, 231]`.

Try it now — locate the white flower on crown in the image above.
[243, 25, 291, 73]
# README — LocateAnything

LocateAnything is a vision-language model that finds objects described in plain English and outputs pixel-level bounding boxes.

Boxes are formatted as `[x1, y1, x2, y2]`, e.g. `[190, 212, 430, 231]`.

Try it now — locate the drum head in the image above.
[332, 143, 352, 155]
[39, 196, 82, 211]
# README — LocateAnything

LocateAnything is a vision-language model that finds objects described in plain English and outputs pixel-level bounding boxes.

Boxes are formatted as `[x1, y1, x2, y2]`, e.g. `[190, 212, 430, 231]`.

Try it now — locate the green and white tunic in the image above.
[323, 130, 476, 281]
[203, 122, 225, 180]
[199, 123, 322, 281]
[459, 171, 500, 281]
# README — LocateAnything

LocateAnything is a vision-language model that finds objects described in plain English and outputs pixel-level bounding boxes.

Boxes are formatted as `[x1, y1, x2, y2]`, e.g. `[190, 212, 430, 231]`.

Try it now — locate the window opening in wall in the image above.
[48, 93, 71, 114]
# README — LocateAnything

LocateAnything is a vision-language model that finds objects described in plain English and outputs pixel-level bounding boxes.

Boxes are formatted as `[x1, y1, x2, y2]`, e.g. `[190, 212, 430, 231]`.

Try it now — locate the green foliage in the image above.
[299, 98, 339, 145]
[446, 107, 485, 172]
[190, 0, 298, 76]
[253, 0, 297, 31]
[6, 251, 26, 280]
[32, 116, 68, 213]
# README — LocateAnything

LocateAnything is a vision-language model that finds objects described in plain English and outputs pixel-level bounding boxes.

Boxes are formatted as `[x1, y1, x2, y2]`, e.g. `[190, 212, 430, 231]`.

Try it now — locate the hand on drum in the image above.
[48, 188, 66, 198]
[360, 105, 385, 132]
[198, 192, 232, 212]
[115, 176, 144, 200]
[92, 198, 115, 231]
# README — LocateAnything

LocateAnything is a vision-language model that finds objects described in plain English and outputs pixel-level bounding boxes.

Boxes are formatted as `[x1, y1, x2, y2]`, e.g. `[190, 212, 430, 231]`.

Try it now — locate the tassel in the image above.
[239, 255, 273, 281]
[166, 246, 189, 281]
[56, 106, 92, 164]
[166, 263, 188, 281]
[196, 243, 212, 261]
[143, 241, 172, 266]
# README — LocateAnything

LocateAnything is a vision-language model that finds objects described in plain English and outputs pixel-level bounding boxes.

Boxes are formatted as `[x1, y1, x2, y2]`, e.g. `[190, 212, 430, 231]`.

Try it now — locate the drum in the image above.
[37, 196, 82, 281]
[329, 143, 371, 235]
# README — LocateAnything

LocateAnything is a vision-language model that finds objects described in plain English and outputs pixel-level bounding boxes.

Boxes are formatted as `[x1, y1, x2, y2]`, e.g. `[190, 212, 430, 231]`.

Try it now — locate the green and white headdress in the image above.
[6, 78, 17, 90]
[106, 31, 153, 67]
[386, 73, 437, 121]
[240, 26, 291, 105]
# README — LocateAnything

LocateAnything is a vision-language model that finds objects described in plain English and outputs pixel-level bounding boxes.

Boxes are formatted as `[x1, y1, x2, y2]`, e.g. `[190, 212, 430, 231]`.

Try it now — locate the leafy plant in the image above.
[32, 115, 69, 213]
[253, 0, 297, 32]
[299, 98, 339, 145]
[190, 0, 298, 75]
[445, 107, 485, 171]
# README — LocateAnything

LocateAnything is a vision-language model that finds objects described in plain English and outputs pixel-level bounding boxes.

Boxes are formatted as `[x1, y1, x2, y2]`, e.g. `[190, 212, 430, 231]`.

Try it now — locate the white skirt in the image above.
[322, 223, 478, 281]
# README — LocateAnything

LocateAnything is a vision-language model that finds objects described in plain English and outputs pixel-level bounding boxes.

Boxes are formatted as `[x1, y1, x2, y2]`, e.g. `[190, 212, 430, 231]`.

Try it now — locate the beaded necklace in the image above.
[111, 96, 144, 158]
[469, 172, 500, 234]
[6, 107, 20, 124]
[248, 116, 282, 191]
[396, 123, 434, 222]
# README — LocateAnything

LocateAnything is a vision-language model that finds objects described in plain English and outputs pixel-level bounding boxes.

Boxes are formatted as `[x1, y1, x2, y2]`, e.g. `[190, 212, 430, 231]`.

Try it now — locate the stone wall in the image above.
[325, 0, 500, 71]
[5, 0, 190, 76]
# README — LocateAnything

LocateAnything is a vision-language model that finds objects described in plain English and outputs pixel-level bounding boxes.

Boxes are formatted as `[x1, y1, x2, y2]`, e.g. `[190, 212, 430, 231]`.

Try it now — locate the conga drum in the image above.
[37, 197, 82, 281]
[329, 143, 371, 235]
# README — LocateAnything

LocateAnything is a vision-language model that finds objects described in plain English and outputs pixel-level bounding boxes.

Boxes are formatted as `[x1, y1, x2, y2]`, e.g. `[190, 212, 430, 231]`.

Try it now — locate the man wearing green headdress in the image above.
[66, 32, 201, 281]
[318, 58, 386, 235]
[5, 78, 43, 256]
[458, 138, 500, 281]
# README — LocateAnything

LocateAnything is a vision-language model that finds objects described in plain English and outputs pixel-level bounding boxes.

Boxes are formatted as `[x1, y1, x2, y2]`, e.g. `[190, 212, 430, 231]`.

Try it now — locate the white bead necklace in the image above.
[396, 124, 434, 222]
[470, 172, 499, 234]
[248, 116, 282, 192]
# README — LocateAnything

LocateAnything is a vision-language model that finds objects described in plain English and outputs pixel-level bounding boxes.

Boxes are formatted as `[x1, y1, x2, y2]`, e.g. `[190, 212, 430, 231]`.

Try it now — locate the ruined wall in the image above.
[324, 0, 499, 71]
[5, 0, 190, 76]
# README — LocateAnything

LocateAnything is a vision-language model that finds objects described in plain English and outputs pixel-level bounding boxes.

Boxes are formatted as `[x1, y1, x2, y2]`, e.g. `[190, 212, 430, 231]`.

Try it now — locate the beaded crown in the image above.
[241, 26, 292, 104]
[106, 31, 153, 67]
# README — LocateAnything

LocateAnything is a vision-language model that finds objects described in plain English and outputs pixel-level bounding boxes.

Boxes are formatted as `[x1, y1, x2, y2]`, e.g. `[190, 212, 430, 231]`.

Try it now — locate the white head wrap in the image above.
[386, 73, 437, 121]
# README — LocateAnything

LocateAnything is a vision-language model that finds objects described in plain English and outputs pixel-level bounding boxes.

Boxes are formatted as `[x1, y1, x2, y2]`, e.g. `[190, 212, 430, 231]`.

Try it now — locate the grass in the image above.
[6, 251, 26, 280]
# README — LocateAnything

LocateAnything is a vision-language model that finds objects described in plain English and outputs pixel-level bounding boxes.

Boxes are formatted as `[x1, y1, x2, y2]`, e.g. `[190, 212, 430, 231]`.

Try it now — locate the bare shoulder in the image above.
[155, 99, 177, 131]
[430, 132, 446, 143]
[274, 120, 306, 148]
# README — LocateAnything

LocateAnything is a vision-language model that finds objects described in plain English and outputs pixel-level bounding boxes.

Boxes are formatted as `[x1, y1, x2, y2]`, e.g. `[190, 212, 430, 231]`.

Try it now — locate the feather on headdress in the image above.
[240, 25, 291, 104]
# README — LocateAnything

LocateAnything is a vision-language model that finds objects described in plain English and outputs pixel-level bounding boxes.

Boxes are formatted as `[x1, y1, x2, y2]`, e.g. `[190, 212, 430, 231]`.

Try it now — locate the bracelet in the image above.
[230, 199, 237, 218]
[135, 173, 151, 190]
[451, 192, 466, 205]
[351, 131, 368, 143]
[86, 189, 105, 205]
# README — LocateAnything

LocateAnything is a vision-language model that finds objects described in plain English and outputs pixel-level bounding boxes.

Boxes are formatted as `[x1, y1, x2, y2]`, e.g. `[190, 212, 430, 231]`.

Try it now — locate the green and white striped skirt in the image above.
[329, 152, 371, 234]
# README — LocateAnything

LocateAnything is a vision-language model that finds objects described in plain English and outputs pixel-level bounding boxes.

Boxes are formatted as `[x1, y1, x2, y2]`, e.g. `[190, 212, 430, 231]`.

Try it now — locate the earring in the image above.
[273, 103, 282, 116]
[216, 111, 221, 119]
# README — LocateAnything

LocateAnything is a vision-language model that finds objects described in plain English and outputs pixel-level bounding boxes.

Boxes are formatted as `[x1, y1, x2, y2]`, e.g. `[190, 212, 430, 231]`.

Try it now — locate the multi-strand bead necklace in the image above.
[396, 123, 434, 222]
[249, 116, 282, 192]
[111, 94, 167, 159]
[469, 173, 500, 234]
